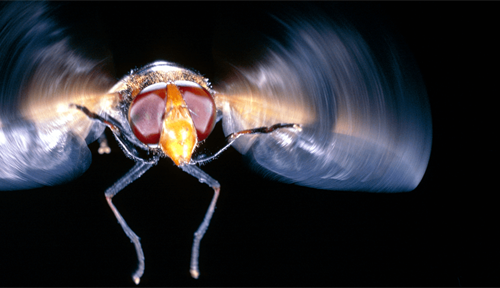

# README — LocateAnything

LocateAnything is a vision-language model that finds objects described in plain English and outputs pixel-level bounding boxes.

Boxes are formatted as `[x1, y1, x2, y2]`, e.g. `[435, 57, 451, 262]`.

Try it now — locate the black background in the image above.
[0, 2, 496, 287]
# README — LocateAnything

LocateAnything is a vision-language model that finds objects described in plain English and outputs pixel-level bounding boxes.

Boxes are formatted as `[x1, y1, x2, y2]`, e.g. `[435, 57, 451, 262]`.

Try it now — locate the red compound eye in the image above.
[175, 80, 216, 141]
[128, 83, 168, 145]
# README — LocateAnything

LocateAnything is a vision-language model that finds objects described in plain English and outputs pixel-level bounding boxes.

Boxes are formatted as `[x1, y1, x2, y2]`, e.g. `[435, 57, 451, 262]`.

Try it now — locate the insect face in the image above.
[128, 81, 217, 165]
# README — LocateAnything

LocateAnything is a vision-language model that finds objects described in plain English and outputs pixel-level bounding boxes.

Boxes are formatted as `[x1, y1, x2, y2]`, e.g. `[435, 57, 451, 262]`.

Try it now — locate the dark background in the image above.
[0, 2, 496, 287]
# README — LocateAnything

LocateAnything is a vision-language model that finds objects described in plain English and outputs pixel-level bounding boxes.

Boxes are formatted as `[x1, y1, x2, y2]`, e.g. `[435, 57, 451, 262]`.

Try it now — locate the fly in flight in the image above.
[0, 2, 432, 284]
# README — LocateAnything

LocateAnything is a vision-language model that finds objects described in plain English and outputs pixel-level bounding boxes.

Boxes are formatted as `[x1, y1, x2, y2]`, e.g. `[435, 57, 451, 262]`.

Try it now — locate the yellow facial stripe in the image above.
[159, 83, 197, 166]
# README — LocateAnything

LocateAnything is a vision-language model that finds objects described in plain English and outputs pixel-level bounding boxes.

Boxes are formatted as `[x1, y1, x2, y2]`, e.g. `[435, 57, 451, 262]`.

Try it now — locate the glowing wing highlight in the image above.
[216, 11, 432, 192]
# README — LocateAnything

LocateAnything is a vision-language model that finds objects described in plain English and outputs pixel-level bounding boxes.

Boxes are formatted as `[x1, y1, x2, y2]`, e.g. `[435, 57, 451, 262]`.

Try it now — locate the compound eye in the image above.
[175, 81, 216, 141]
[128, 83, 168, 145]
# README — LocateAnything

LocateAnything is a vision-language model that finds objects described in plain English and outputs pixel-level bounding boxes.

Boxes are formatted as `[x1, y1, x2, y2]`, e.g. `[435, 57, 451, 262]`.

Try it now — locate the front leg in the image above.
[192, 123, 301, 164]
[180, 164, 221, 279]
[70, 103, 157, 164]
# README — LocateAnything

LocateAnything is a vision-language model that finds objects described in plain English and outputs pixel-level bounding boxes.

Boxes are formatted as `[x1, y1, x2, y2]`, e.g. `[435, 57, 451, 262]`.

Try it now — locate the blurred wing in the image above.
[214, 6, 432, 192]
[0, 2, 116, 190]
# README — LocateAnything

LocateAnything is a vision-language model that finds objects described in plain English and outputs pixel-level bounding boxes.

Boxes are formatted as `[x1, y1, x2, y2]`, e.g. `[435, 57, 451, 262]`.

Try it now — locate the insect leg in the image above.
[228, 123, 301, 139]
[192, 123, 301, 164]
[105, 161, 154, 285]
[71, 103, 157, 164]
[97, 132, 111, 154]
[179, 165, 221, 279]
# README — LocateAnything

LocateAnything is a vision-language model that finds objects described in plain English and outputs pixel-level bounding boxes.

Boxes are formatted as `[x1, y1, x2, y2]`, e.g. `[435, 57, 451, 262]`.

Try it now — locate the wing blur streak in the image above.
[215, 8, 432, 192]
[0, 2, 115, 190]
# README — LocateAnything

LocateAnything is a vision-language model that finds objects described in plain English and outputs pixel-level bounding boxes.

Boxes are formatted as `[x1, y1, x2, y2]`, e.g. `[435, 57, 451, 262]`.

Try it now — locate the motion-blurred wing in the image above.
[215, 8, 432, 192]
[0, 2, 115, 190]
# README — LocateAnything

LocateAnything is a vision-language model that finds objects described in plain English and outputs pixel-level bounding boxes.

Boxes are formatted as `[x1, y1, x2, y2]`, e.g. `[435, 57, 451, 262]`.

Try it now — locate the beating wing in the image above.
[0, 2, 116, 190]
[214, 5, 432, 192]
